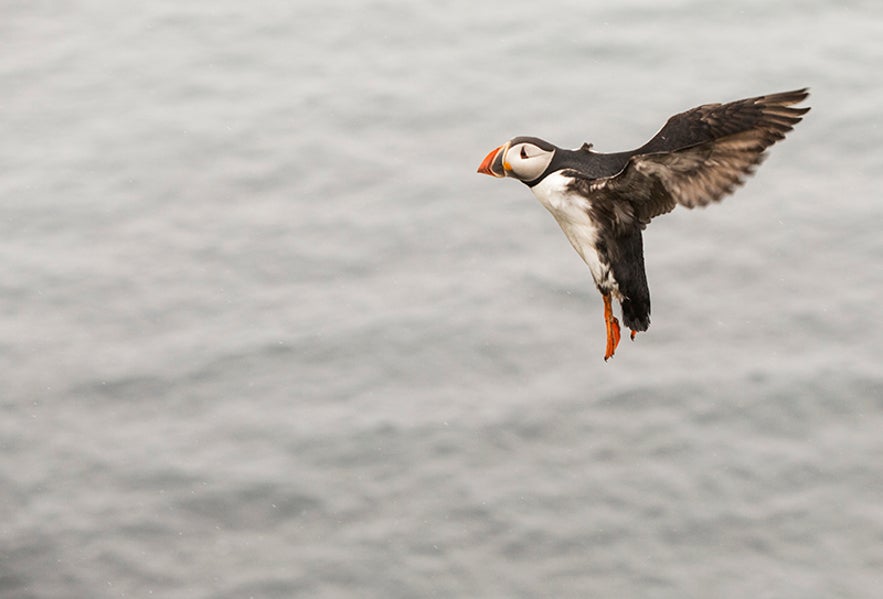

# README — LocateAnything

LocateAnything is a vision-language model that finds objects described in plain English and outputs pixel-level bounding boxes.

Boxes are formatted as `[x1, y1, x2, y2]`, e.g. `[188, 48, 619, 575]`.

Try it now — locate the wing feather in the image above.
[588, 89, 810, 225]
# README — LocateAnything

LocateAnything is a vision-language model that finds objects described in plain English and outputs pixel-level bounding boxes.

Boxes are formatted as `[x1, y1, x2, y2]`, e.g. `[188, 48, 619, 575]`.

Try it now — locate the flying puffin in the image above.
[477, 89, 809, 360]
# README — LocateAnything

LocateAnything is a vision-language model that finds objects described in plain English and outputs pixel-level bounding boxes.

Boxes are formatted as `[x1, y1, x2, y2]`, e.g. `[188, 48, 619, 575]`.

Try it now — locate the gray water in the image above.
[2, 1, 882, 597]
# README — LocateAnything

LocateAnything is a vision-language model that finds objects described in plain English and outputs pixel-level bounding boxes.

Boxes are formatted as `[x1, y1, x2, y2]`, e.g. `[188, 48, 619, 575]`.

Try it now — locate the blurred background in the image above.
[2, 1, 881, 597]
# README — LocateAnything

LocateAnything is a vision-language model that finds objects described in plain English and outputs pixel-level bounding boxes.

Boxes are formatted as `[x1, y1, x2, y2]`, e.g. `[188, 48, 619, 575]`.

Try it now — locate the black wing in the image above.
[589, 89, 810, 225]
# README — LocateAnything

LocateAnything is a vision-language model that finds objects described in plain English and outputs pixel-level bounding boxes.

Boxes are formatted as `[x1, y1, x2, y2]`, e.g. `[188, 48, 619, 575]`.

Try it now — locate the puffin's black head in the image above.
[477, 136, 558, 185]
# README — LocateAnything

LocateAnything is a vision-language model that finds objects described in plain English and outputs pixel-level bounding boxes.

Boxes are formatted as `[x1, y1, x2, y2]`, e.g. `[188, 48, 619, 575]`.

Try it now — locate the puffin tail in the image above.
[612, 228, 651, 333]
[621, 293, 651, 332]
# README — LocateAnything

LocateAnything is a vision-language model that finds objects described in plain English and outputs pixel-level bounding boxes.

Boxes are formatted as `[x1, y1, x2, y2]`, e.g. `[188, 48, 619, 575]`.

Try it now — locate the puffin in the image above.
[477, 89, 809, 360]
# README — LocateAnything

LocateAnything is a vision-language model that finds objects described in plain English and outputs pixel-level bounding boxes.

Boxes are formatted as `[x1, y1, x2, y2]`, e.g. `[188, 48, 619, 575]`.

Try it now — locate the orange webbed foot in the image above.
[602, 294, 621, 361]
[604, 315, 621, 361]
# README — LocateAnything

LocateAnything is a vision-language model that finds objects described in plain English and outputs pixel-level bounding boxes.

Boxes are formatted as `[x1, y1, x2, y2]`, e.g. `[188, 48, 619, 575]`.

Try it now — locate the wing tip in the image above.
[760, 87, 811, 108]
[757, 88, 811, 133]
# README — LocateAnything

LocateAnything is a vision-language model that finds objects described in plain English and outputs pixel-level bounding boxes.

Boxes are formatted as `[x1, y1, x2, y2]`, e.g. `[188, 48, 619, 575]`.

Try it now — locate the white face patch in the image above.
[504, 143, 555, 182]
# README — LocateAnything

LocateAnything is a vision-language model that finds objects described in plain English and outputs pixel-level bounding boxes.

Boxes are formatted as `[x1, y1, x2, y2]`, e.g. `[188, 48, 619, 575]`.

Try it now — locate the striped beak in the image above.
[477, 142, 509, 177]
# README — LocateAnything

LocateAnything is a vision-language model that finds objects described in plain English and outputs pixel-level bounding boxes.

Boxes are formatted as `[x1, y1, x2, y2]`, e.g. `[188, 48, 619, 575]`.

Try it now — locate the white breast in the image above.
[530, 171, 617, 292]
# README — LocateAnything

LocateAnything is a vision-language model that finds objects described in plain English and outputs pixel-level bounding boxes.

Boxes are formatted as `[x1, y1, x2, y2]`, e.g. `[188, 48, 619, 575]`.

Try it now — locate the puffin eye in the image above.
[520, 146, 528, 159]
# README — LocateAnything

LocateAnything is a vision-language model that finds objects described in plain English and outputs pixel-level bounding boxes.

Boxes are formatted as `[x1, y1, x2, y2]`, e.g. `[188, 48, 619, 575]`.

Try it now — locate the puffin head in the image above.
[477, 136, 557, 184]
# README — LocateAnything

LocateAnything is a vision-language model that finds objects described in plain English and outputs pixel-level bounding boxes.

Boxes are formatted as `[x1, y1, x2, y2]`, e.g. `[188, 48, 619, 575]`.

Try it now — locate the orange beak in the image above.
[477, 144, 508, 177]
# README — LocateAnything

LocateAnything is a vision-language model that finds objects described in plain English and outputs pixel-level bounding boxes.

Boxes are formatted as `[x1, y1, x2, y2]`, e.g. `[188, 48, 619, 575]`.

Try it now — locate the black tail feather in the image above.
[621, 293, 651, 332]
[611, 228, 651, 332]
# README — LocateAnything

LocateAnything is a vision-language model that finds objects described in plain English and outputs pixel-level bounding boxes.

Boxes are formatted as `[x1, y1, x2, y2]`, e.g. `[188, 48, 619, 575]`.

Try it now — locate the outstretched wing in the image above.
[586, 89, 810, 226]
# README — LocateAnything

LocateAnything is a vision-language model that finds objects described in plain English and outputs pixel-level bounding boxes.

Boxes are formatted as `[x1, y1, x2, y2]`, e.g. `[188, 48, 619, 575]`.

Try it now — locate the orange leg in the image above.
[603, 293, 621, 361]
